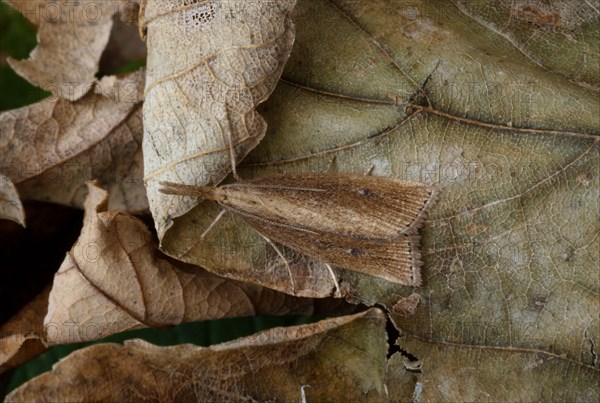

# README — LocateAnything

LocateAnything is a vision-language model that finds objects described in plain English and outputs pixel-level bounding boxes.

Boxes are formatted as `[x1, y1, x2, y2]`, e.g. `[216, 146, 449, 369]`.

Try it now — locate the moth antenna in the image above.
[325, 263, 342, 298]
[159, 181, 199, 196]
[364, 165, 375, 176]
[258, 233, 297, 294]
[324, 156, 337, 173]
[159, 181, 224, 201]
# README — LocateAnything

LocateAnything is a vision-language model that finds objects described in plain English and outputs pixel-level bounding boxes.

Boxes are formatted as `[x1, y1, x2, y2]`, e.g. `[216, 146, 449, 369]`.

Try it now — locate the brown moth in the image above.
[160, 173, 437, 292]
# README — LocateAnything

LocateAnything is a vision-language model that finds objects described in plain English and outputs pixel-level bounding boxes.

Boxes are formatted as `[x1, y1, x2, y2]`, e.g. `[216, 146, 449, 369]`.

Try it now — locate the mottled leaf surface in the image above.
[400, 335, 599, 402]
[453, 0, 600, 90]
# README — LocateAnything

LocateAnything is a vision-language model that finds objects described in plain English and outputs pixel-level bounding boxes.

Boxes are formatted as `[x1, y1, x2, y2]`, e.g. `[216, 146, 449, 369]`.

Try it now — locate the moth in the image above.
[160, 173, 437, 293]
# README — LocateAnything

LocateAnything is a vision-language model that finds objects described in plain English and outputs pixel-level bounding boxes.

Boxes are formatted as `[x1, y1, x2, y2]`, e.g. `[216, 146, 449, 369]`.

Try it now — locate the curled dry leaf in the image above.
[5, 0, 136, 101]
[0, 286, 49, 374]
[0, 70, 147, 212]
[140, 0, 297, 240]
[8, 309, 389, 402]
[161, 0, 599, 396]
[44, 181, 325, 345]
[0, 174, 25, 227]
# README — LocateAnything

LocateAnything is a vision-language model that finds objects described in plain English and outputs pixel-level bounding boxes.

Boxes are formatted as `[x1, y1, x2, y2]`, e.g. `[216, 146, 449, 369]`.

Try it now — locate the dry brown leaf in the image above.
[140, 0, 297, 240]
[0, 287, 49, 374]
[8, 309, 389, 402]
[0, 174, 25, 227]
[5, 0, 135, 101]
[44, 181, 327, 345]
[0, 70, 147, 212]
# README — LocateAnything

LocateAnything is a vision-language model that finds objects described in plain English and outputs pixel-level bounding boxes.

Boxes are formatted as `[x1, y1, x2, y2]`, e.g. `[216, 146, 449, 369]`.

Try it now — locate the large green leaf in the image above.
[162, 0, 598, 397]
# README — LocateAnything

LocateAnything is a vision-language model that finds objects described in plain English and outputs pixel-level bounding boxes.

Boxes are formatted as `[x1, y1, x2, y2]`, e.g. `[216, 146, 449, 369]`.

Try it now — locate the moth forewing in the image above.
[221, 173, 437, 242]
[230, 215, 424, 286]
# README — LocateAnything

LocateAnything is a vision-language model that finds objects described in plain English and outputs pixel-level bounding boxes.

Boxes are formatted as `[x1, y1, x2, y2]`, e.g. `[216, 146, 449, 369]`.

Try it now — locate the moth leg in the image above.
[179, 209, 227, 257]
[199, 209, 227, 241]
[259, 233, 297, 294]
[325, 263, 341, 298]
[324, 155, 337, 173]
[364, 165, 375, 176]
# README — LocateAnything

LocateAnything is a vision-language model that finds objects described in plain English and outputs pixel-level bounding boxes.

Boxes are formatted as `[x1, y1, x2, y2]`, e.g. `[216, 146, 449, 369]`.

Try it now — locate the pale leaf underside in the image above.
[141, 0, 298, 239]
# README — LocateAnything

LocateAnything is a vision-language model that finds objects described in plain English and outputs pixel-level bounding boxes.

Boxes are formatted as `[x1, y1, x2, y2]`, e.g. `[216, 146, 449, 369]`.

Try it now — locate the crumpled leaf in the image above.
[0, 70, 147, 212]
[5, 0, 135, 101]
[161, 0, 599, 396]
[8, 309, 388, 402]
[140, 0, 297, 239]
[45, 181, 335, 345]
[0, 174, 25, 227]
[0, 287, 49, 374]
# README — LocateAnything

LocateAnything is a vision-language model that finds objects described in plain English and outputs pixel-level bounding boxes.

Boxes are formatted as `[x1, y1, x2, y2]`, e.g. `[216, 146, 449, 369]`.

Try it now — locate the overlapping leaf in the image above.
[0, 287, 49, 374]
[8, 309, 391, 402]
[6, 0, 135, 101]
[0, 70, 147, 212]
[141, 0, 297, 239]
